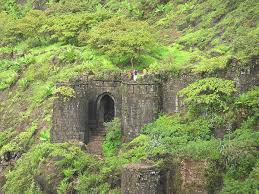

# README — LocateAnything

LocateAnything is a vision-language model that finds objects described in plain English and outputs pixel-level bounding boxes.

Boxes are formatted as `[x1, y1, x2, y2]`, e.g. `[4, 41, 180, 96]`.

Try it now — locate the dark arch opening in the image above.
[98, 94, 115, 126]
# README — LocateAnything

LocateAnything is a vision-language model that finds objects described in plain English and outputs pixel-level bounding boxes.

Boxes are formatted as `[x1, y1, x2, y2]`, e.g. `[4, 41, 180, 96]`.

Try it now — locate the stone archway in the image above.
[97, 93, 115, 127]
[86, 93, 115, 154]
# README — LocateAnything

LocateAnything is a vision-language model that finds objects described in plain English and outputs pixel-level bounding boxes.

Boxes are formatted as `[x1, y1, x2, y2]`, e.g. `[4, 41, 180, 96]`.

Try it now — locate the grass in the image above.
[148, 44, 193, 72]
[0, 0, 258, 193]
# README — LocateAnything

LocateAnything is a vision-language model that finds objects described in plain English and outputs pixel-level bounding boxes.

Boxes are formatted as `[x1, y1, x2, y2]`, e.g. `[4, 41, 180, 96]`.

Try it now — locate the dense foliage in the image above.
[179, 78, 236, 114]
[102, 118, 122, 157]
[0, 0, 258, 193]
[87, 16, 156, 65]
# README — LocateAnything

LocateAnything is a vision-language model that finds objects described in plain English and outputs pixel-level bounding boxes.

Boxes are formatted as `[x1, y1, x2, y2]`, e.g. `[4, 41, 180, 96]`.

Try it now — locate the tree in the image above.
[3, 10, 46, 45]
[43, 11, 110, 45]
[87, 16, 156, 66]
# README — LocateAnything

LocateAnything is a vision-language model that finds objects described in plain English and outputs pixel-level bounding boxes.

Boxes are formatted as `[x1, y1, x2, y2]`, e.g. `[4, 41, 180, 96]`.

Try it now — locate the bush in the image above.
[102, 118, 121, 157]
[142, 115, 212, 156]
[3, 142, 104, 194]
[46, 0, 102, 14]
[58, 47, 82, 64]
[0, 12, 14, 44]
[39, 129, 50, 142]
[0, 69, 18, 90]
[4, 10, 46, 45]
[235, 86, 259, 116]
[53, 86, 75, 102]
[42, 12, 110, 45]
[178, 78, 236, 116]
[0, 128, 16, 149]
[0, 122, 38, 156]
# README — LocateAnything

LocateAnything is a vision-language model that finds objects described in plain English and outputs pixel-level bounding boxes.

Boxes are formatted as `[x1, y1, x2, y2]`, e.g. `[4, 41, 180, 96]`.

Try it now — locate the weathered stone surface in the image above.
[51, 63, 259, 144]
[121, 163, 164, 194]
[51, 76, 161, 143]
[120, 159, 217, 194]
[179, 160, 209, 194]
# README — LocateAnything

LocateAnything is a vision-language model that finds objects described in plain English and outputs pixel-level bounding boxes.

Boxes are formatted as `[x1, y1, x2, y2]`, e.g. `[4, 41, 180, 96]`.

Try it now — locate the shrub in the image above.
[53, 86, 75, 101]
[192, 55, 231, 73]
[120, 134, 151, 162]
[46, 0, 102, 14]
[142, 115, 212, 155]
[0, 11, 14, 44]
[31, 82, 55, 105]
[0, 69, 18, 90]
[102, 118, 121, 157]
[178, 78, 236, 116]
[58, 47, 81, 64]
[4, 10, 46, 45]
[0, 128, 16, 149]
[235, 86, 259, 116]
[3, 142, 105, 194]
[42, 12, 110, 45]
[17, 78, 30, 90]
[39, 129, 50, 142]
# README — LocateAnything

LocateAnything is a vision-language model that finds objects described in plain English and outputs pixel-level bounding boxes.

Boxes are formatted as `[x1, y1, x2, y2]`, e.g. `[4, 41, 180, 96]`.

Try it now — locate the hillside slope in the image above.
[0, 0, 258, 193]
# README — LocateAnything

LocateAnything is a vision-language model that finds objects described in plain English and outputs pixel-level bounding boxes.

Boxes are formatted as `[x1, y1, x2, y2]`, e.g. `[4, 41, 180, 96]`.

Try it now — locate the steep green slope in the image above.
[0, 0, 258, 193]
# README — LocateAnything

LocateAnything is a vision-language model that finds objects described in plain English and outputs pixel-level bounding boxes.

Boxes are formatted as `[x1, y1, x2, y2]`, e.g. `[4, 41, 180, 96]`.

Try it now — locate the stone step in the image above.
[90, 132, 106, 136]
[90, 130, 106, 134]
[87, 140, 103, 155]
[90, 134, 106, 138]
[89, 137, 105, 141]
[87, 127, 107, 155]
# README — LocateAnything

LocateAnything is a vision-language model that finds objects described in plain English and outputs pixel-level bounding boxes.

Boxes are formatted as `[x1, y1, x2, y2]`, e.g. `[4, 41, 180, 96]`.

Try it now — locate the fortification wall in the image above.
[51, 83, 88, 143]
[52, 61, 258, 143]
[51, 76, 161, 143]
[162, 62, 259, 114]
[121, 83, 161, 141]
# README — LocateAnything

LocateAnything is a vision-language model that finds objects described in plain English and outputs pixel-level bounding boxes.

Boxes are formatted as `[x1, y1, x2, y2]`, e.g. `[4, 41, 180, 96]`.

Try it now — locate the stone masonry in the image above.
[51, 62, 259, 144]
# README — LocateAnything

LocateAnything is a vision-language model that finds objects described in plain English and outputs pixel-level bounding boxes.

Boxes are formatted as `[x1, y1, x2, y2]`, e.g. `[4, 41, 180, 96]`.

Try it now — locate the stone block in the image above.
[121, 163, 163, 194]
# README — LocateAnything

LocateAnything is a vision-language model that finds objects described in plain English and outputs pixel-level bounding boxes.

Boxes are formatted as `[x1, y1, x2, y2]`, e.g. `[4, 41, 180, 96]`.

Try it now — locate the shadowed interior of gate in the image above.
[98, 94, 115, 126]
[86, 93, 115, 154]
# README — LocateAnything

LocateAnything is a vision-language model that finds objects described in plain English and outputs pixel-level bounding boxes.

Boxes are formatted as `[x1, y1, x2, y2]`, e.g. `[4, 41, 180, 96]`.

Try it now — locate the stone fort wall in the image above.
[51, 62, 258, 143]
[51, 77, 162, 143]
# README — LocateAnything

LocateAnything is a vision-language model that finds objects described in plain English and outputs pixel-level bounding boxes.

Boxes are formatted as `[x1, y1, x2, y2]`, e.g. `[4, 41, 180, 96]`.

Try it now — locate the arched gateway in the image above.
[51, 78, 161, 146]
[86, 93, 115, 154]
[97, 94, 115, 126]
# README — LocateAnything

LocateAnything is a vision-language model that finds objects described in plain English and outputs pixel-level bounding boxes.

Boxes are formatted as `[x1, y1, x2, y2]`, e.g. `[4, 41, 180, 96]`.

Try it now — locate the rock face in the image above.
[51, 63, 258, 145]
[179, 160, 209, 194]
[121, 163, 164, 194]
[0, 151, 22, 168]
[121, 160, 217, 194]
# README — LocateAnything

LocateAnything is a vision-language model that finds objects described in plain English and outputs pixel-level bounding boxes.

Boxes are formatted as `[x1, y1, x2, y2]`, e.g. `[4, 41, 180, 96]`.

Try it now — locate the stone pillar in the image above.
[121, 163, 163, 194]
[51, 83, 89, 143]
[179, 159, 209, 194]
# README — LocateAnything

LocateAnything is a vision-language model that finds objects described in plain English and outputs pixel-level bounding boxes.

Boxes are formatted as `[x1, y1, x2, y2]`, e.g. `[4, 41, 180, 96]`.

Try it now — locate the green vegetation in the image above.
[102, 118, 122, 157]
[179, 78, 236, 115]
[0, 122, 38, 156]
[87, 16, 156, 66]
[0, 0, 258, 193]
[53, 86, 75, 101]
[2, 85, 258, 193]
